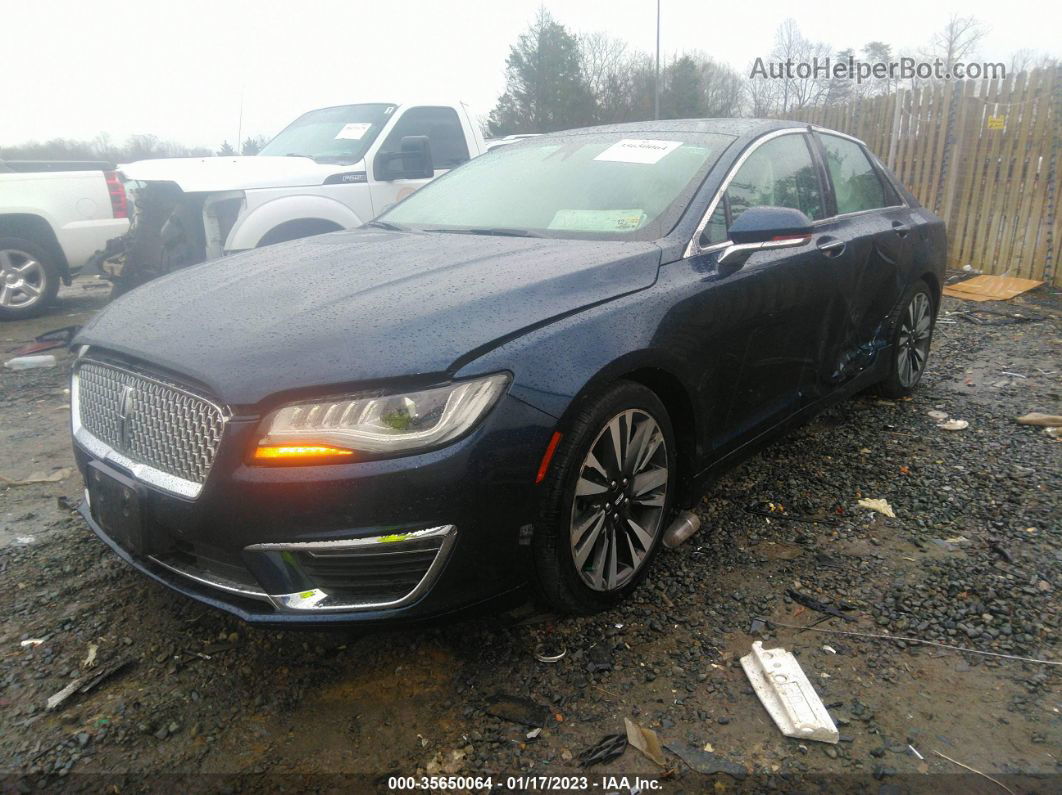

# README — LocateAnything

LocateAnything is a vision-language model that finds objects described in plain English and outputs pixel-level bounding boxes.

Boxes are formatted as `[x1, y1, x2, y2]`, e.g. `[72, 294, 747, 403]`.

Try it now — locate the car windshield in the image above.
[379, 132, 733, 241]
[259, 103, 396, 164]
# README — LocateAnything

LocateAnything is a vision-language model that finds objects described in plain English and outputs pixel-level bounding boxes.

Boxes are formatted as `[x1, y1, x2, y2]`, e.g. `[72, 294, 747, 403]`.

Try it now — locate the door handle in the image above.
[892, 221, 910, 238]
[816, 236, 846, 257]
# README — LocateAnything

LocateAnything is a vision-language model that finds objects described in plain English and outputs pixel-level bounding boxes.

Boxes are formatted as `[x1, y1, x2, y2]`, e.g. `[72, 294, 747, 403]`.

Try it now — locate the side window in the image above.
[379, 106, 470, 170]
[818, 134, 887, 214]
[705, 134, 823, 243]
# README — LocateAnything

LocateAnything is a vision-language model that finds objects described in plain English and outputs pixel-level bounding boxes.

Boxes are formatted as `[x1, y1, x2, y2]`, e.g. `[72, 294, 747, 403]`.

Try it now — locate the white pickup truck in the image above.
[0, 161, 130, 319]
[106, 100, 486, 292]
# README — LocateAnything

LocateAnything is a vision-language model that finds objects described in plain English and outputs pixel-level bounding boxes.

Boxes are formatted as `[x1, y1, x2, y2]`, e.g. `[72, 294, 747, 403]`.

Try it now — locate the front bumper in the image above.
[73, 393, 557, 625]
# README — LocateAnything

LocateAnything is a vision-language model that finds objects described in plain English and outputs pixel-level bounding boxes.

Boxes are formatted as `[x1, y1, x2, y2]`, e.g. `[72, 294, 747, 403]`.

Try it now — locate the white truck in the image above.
[105, 100, 486, 293]
[0, 161, 130, 319]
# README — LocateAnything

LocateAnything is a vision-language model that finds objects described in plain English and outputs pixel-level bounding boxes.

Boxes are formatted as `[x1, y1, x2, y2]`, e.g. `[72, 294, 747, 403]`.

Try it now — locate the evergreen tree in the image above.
[488, 10, 595, 135]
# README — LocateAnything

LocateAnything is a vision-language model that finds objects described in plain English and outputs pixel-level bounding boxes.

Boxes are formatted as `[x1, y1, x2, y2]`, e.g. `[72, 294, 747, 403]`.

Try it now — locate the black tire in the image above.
[0, 237, 60, 320]
[877, 279, 935, 398]
[533, 381, 677, 614]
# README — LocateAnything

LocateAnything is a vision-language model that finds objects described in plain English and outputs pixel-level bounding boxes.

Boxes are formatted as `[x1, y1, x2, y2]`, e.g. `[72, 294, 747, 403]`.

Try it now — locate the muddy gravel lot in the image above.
[1, 279, 1059, 792]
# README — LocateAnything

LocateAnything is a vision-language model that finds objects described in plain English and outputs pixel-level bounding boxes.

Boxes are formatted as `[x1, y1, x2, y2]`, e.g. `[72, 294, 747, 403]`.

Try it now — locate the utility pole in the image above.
[654, 0, 661, 120]
[236, 88, 244, 154]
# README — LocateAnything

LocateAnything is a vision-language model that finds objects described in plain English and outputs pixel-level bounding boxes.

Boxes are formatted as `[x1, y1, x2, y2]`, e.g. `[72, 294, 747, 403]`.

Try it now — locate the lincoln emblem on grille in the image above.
[118, 384, 136, 450]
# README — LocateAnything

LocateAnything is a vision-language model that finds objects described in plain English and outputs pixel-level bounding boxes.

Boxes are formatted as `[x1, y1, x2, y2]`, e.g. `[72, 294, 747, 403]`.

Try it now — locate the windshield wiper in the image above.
[366, 220, 410, 232]
[427, 227, 544, 238]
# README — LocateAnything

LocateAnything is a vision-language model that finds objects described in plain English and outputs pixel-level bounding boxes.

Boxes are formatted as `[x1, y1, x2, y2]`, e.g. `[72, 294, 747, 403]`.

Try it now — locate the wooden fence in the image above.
[780, 67, 1061, 286]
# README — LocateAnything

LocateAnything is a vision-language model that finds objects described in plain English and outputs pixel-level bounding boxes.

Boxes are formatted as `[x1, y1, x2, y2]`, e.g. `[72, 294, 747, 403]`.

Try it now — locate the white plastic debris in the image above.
[20, 639, 45, 648]
[740, 641, 839, 744]
[938, 419, 969, 431]
[4, 354, 57, 370]
[857, 498, 896, 518]
[927, 410, 949, 421]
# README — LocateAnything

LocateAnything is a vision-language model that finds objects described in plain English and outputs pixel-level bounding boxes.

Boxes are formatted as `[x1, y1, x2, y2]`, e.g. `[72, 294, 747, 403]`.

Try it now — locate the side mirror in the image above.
[374, 135, 434, 181]
[717, 206, 813, 270]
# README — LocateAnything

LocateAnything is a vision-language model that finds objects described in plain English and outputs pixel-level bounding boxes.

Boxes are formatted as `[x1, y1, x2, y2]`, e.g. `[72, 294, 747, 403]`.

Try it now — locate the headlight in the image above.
[253, 373, 509, 463]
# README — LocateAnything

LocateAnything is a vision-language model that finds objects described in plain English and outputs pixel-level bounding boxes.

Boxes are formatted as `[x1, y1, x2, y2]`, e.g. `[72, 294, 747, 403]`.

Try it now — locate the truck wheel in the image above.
[0, 238, 60, 320]
[533, 381, 676, 614]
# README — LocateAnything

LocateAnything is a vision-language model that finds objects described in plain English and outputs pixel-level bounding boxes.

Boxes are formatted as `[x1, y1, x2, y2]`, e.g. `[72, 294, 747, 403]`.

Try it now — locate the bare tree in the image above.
[770, 19, 831, 112]
[578, 32, 629, 99]
[930, 14, 987, 72]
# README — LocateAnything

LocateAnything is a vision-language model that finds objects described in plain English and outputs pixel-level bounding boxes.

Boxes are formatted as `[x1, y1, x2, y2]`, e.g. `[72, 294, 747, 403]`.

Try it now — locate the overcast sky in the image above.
[2, 0, 1055, 148]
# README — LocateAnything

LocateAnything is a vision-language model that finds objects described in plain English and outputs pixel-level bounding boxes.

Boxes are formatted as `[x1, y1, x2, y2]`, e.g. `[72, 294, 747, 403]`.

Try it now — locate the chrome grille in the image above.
[75, 360, 225, 487]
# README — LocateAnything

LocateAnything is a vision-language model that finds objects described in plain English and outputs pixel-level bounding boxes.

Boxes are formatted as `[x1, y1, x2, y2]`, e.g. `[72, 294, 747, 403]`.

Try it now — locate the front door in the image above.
[693, 132, 835, 454]
[368, 105, 472, 216]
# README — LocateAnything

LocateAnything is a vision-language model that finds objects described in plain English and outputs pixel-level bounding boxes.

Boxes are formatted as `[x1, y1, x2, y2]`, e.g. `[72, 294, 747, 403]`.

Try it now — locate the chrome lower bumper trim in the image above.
[147, 525, 457, 613]
[150, 555, 271, 602]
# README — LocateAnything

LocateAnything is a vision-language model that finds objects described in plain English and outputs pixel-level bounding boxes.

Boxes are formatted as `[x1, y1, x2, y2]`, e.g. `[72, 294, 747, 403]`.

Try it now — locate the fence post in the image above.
[887, 88, 904, 171]
[934, 80, 962, 216]
[1044, 66, 1061, 285]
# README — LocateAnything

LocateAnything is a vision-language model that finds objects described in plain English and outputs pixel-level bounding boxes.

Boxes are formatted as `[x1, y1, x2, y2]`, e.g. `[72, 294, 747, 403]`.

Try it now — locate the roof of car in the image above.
[550, 118, 807, 137]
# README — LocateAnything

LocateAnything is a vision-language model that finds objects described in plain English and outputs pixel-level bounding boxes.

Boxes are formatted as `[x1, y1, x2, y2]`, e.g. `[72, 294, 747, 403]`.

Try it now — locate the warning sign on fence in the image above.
[987, 115, 1006, 130]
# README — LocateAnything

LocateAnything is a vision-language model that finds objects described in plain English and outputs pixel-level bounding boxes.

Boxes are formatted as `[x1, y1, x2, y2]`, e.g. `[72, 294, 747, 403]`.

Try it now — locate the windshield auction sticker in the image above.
[334, 122, 373, 140]
[594, 139, 682, 164]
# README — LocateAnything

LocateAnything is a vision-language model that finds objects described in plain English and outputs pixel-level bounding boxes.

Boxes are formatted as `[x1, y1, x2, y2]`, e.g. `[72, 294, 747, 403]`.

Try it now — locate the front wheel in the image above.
[533, 381, 676, 614]
[878, 280, 935, 398]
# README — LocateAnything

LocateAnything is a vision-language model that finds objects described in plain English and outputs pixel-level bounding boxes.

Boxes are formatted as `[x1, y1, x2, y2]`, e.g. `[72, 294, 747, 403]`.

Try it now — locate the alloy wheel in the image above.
[896, 291, 932, 387]
[569, 409, 670, 592]
[0, 249, 47, 309]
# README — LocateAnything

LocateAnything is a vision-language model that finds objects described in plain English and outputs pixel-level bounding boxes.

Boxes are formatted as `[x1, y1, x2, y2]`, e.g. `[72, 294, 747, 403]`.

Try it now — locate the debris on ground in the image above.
[3, 354, 57, 370]
[0, 467, 72, 485]
[81, 643, 98, 669]
[624, 717, 666, 766]
[9, 325, 81, 356]
[786, 589, 855, 622]
[45, 658, 134, 712]
[740, 641, 839, 744]
[485, 693, 550, 728]
[577, 734, 627, 768]
[927, 409, 949, 421]
[665, 742, 748, 779]
[1016, 412, 1062, 427]
[941, 274, 1043, 302]
[933, 750, 1015, 794]
[938, 418, 969, 431]
[20, 639, 45, 648]
[533, 640, 566, 663]
[856, 497, 896, 518]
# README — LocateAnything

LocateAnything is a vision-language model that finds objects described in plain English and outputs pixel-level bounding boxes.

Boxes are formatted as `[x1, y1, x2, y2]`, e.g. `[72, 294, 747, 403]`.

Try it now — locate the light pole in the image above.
[654, 0, 661, 120]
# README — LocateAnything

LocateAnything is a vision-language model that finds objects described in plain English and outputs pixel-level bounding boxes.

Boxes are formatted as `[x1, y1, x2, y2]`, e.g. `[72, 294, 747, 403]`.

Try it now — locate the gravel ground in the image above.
[1, 280, 1059, 792]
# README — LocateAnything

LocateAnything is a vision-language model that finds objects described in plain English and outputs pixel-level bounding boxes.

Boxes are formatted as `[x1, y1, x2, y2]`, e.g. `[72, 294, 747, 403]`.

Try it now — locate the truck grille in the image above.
[74, 360, 225, 489]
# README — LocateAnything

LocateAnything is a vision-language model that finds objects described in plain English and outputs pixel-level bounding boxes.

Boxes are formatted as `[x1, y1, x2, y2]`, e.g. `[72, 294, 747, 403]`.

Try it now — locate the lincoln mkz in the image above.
[70, 119, 945, 624]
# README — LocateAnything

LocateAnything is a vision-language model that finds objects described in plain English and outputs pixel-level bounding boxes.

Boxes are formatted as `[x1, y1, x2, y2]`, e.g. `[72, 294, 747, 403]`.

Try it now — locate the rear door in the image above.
[696, 132, 834, 453]
[368, 106, 472, 215]
[811, 132, 915, 387]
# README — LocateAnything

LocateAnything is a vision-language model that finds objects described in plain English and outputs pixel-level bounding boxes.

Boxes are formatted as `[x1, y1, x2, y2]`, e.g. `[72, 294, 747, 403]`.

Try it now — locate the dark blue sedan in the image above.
[71, 119, 945, 623]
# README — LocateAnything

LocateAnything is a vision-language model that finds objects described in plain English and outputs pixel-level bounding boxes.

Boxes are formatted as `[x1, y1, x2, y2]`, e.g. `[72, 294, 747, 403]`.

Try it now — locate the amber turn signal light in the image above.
[253, 445, 355, 463]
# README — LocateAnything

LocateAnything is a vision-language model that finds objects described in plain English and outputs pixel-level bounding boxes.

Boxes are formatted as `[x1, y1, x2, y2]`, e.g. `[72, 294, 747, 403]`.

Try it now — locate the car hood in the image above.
[119, 155, 356, 192]
[77, 229, 662, 406]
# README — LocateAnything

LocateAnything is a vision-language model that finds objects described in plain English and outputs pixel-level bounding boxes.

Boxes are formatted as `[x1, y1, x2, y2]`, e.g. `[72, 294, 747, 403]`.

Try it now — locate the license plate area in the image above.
[87, 461, 145, 555]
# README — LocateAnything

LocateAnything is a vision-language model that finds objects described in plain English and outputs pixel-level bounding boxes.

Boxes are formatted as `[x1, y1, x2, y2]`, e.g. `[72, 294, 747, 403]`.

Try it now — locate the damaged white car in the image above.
[102, 100, 484, 293]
